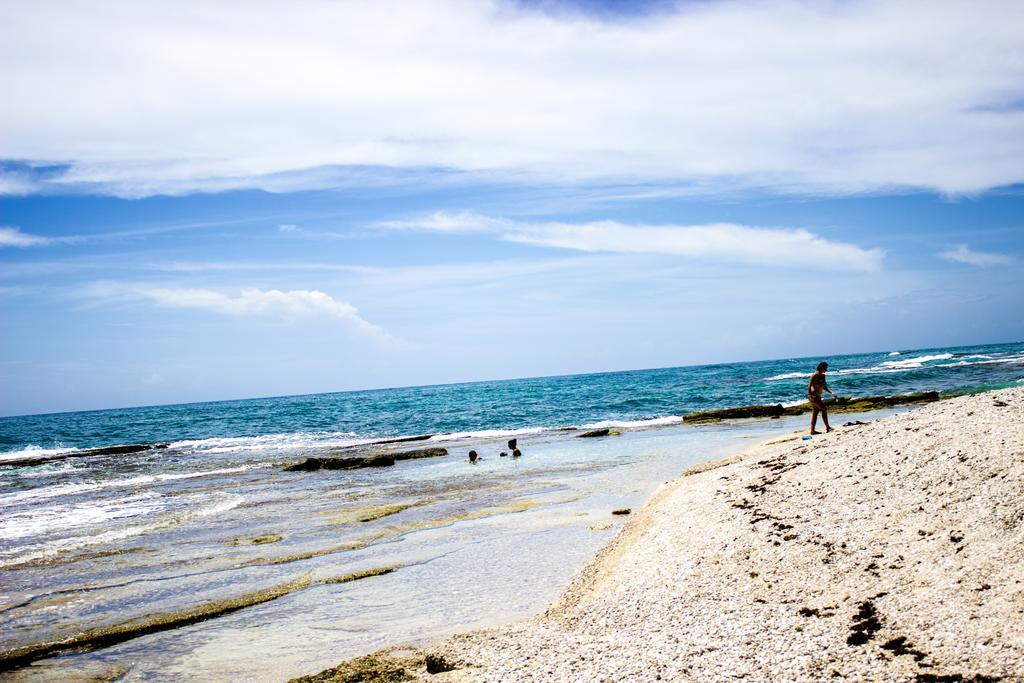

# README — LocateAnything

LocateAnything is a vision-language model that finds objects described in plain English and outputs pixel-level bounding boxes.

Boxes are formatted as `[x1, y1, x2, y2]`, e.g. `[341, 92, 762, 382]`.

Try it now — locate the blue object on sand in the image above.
[802, 435, 813, 440]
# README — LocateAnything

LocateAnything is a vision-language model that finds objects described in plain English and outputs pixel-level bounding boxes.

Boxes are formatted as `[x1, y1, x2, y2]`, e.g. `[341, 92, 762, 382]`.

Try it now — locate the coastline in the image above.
[4, 403, 788, 679]
[298, 387, 1024, 682]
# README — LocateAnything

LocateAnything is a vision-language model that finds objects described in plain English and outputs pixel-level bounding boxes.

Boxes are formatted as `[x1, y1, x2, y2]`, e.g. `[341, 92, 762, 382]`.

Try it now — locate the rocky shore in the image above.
[681, 390, 939, 422]
[298, 387, 1024, 682]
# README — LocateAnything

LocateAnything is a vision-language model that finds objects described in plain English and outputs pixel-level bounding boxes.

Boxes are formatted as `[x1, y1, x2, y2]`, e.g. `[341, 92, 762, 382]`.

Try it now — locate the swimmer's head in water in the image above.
[816, 362, 828, 372]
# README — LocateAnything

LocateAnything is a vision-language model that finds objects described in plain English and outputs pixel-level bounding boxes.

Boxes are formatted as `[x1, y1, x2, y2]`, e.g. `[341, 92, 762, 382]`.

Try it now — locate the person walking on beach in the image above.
[808, 362, 835, 434]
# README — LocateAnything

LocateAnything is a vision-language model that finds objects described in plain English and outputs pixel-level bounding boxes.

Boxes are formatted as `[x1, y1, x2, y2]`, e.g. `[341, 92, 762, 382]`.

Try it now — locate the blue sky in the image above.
[1, 0, 1023, 416]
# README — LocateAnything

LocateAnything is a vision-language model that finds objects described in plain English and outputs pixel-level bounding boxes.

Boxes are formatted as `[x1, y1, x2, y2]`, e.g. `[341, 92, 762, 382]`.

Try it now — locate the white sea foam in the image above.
[579, 416, 684, 430]
[12, 461, 81, 479]
[430, 427, 547, 442]
[763, 352, 1024, 382]
[975, 354, 1024, 364]
[169, 431, 362, 454]
[935, 354, 1024, 368]
[195, 492, 244, 518]
[763, 371, 809, 381]
[880, 353, 954, 369]
[0, 492, 243, 567]
[888, 351, 901, 356]
[0, 445, 79, 462]
[0, 464, 269, 507]
[0, 492, 165, 541]
[833, 367, 906, 376]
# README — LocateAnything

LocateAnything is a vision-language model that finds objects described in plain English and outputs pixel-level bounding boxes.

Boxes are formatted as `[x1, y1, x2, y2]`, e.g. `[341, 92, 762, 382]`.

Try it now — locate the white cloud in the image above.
[508, 222, 884, 271]
[134, 286, 389, 337]
[0, 227, 51, 247]
[939, 244, 1014, 267]
[0, 170, 42, 196]
[377, 212, 884, 271]
[1, 1, 1023, 196]
[0, 217, 271, 250]
[276, 223, 367, 240]
[376, 210, 511, 233]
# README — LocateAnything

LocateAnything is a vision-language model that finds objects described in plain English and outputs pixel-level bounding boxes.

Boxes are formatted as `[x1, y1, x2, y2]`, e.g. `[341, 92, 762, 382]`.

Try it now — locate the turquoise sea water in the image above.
[3, 341, 1022, 455]
[1, 342, 1022, 680]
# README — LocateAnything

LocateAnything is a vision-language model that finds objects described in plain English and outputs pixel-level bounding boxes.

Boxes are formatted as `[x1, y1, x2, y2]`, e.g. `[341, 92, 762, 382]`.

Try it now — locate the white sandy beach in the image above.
[302, 387, 1024, 682]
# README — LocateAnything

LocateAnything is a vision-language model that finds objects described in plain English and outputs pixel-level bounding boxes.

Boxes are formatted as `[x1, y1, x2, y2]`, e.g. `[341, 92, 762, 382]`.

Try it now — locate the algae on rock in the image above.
[289, 651, 416, 683]
[321, 565, 402, 584]
[682, 392, 940, 423]
[0, 575, 313, 672]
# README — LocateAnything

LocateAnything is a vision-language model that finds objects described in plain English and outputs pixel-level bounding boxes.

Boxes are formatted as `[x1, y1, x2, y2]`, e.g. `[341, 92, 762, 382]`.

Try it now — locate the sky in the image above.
[1, 0, 1023, 417]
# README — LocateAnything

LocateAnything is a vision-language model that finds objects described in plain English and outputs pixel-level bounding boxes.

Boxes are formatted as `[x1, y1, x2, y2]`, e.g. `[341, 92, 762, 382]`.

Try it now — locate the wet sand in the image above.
[305, 387, 1024, 681]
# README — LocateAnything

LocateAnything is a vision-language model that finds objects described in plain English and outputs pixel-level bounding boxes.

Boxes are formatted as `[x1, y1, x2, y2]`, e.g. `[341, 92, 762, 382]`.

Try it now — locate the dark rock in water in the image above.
[283, 455, 395, 472]
[283, 458, 322, 472]
[612, 508, 631, 515]
[285, 448, 442, 472]
[683, 404, 786, 423]
[89, 443, 169, 456]
[391, 447, 447, 460]
[328, 434, 434, 454]
[332, 455, 394, 469]
[809, 392, 940, 414]
[683, 392, 941, 423]
[369, 433, 434, 445]
[578, 428, 611, 438]
[0, 442, 170, 468]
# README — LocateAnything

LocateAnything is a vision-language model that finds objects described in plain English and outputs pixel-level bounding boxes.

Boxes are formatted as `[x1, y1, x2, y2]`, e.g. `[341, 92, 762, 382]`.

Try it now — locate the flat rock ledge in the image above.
[682, 391, 939, 423]
[283, 448, 448, 472]
[0, 442, 169, 468]
[297, 387, 1024, 682]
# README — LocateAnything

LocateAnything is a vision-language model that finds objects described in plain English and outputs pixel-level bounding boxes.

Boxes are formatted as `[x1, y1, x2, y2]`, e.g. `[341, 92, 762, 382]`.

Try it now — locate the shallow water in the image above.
[2, 416, 831, 681]
[2, 341, 1022, 680]
[3, 342, 1022, 456]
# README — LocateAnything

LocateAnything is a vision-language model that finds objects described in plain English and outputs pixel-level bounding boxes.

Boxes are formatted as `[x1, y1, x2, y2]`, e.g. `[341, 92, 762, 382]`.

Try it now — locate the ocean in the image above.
[1, 341, 1022, 680]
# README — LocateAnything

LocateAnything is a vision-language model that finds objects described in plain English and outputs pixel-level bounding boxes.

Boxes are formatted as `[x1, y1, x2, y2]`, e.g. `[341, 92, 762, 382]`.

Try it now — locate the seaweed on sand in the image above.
[288, 648, 459, 683]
